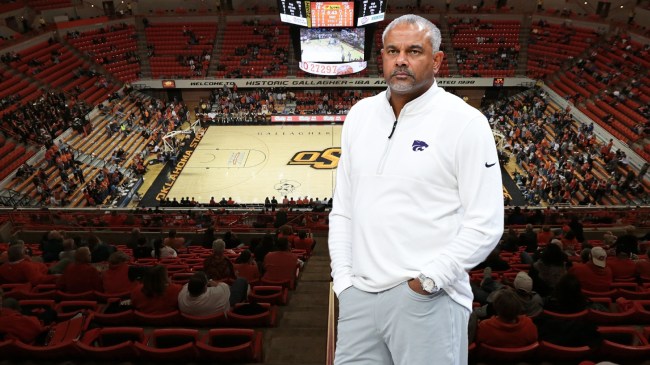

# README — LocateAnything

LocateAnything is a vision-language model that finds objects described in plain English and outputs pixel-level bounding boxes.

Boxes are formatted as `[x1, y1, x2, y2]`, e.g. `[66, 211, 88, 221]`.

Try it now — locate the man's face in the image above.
[381, 23, 444, 100]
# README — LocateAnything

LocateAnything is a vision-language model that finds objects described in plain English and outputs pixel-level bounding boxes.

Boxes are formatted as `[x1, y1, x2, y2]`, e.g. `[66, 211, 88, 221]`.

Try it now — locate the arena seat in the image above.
[55, 300, 100, 320]
[538, 340, 594, 361]
[134, 328, 200, 361]
[597, 326, 650, 361]
[76, 327, 147, 361]
[196, 328, 263, 362]
[179, 311, 229, 327]
[476, 341, 539, 361]
[248, 285, 289, 305]
[227, 303, 278, 327]
[133, 310, 182, 326]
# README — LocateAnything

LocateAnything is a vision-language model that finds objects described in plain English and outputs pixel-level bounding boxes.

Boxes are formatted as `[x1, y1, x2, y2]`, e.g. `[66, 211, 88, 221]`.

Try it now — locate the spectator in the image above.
[233, 250, 260, 285]
[130, 265, 182, 314]
[254, 234, 275, 268]
[87, 235, 116, 263]
[163, 229, 186, 251]
[534, 273, 602, 347]
[48, 238, 76, 274]
[262, 238, 302, 287]
[293, 230, 315, 254]
[606, 243, 637, 281]
[528, 243, 569, 297]
[476, 288, 538, 347]
[153, 238, 177, 259]
[519, 224, 538, 253]
[203, 239, 236, 281]
[102, 251, 136, 294]
[0, 298, 48, 344]
[41, 230, 64, 263]
[132, 237, 152, 260]
[568, 246, 612, 292]
[177, 271, 247, 316]
[57, 247, 103, 293]
[536, 226, 553, 246]
[0, 242, 53, 285]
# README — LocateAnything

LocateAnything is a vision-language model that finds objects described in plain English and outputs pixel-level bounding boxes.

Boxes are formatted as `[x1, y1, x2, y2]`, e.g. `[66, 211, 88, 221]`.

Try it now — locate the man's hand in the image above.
[408, 278, 430, 295]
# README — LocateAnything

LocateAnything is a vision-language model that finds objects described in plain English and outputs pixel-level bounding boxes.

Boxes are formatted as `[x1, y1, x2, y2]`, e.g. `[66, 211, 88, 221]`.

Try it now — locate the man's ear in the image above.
[433, 51, 444, 73]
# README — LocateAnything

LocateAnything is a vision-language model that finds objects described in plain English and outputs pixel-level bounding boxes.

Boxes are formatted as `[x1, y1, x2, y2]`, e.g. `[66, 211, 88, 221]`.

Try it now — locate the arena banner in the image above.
[131, 77, 535, 89]
[271, 115, 346, 123]
[298, 61, 368, 76]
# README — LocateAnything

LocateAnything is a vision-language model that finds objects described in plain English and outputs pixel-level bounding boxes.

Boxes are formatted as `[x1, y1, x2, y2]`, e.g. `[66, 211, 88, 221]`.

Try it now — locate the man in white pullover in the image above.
[329, 14, 504, 365]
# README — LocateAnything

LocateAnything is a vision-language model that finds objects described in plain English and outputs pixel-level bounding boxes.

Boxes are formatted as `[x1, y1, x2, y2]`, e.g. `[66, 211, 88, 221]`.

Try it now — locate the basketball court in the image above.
[163, 125, 341, 204]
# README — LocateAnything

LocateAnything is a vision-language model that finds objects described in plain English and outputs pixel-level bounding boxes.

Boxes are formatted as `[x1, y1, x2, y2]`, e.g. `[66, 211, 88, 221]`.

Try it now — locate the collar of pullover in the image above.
[384, 80, 442, 117]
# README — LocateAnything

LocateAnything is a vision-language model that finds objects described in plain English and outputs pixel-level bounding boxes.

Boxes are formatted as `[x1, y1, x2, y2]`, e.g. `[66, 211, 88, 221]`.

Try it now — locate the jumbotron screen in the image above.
[309, 1, 354, 28]
[300, 27, 364, 62]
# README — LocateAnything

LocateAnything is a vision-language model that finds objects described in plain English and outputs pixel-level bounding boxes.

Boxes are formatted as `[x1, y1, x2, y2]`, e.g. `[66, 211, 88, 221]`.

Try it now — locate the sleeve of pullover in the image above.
[422, 115, 504, 289]
[328, 111, 355, 296]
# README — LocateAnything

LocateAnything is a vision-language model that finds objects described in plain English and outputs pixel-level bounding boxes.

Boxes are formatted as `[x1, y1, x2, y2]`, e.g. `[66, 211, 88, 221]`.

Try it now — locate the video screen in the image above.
[309, 1, 354, 27]
[299, 27, 365, 63]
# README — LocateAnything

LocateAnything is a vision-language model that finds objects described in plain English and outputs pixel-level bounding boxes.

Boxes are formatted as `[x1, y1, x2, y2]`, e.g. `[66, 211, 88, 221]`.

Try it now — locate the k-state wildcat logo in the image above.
[412, 140, 429, 151]
[288, 147, 340, 169]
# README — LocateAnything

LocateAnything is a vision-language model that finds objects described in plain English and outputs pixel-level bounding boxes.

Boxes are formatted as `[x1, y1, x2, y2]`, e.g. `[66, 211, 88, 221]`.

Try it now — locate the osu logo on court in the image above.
[288, 147, 340, 169]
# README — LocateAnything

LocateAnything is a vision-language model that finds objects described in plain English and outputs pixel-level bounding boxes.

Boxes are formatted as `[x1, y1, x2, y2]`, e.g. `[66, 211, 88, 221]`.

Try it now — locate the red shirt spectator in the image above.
[568, 247, 613, 292]
[536, 227, 552, 246]
[262, 238, 301, 287]
[233, 250, 260, 284]
[0, 243, 52, 285]
[102, 251, 136, 294]
[0, 307, 47, 343]
[57, 247, 103, 293]
[606, 246, 638, 281]
[130, 282, 182, 314]
[130, 264, 181, 314]
[476, 289, 538, 347]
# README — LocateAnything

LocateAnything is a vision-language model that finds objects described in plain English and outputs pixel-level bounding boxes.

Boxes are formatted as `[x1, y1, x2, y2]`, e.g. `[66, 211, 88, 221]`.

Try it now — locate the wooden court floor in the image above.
[165, 125, 341, 204]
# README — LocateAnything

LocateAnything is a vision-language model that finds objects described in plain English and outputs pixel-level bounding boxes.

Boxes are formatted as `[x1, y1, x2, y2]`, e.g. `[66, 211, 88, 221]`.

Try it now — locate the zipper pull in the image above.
[387, 120, 398, 139]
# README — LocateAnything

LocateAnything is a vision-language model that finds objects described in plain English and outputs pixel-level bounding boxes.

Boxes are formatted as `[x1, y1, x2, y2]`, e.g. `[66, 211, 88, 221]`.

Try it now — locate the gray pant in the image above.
[335, 282, 469, 365]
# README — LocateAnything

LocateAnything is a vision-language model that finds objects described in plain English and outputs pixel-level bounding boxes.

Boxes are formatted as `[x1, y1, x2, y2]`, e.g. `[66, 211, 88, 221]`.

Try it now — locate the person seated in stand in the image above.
[102, 251, 137, 294]
[130, 265, 182, 314]
[475, 288, 538, 347]
[57, 247, 103, 293]
[0, 297, 48, 344]
[0, 242, 54, 285]
[607, 240, 639, 281]
[132, 237, 152, 260]
[152, 238, 177, 259]
[163, 229, 186, 251]
[534, 273, 602, 347]
[203, 239, 236, 282]
[233, 250, 260, 285]
[177, 271, 247, 316]
[48, 238, 77, 274]
[262, 238, 303, 287]
[568, 246, 613, 292]
[528, 242, 569, 297]
[293, 230, 315, 254]
[87, 235, 116, 263]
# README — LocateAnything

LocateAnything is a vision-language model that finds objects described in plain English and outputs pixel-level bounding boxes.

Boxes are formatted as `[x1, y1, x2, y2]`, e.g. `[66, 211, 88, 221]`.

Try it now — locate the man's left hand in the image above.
[408, 278, 430, 295]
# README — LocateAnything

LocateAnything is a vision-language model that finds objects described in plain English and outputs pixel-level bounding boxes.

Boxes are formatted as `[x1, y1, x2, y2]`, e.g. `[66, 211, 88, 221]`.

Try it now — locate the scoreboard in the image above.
[278, 0, 308, 27]
[357, 0, 387, 26]
[309, 2, 354, 28]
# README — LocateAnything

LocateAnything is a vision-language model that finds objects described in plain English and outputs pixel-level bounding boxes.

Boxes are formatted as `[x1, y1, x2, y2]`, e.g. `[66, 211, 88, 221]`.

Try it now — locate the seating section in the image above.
[565, 34, 650, 145]
[145, 22, 217, 78]
[66, 24, 141, 83]
[215, 21, 289, 78]
[0, 240, 309, 362]
[4, 93, 156, 207]
[449, 18, 520, 77]
[489, 88, 648, 206]
[0, 139, 35, 181]
[527, 20, 599, 79]
[7, 40, 119, 106]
